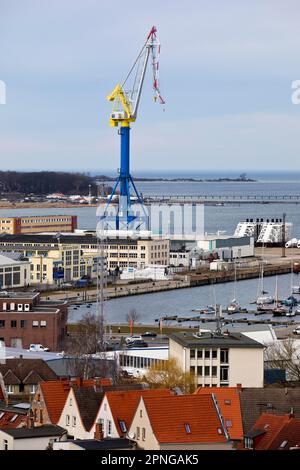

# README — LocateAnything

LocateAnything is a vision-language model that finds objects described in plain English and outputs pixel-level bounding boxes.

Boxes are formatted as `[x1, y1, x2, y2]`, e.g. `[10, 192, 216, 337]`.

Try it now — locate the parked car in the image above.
[141, 331, 157, 338]
[127, 340, 148, 348]
[125, 335, 143, 344]
[293, 326, 300, 335]
[28, 344, 50, 352]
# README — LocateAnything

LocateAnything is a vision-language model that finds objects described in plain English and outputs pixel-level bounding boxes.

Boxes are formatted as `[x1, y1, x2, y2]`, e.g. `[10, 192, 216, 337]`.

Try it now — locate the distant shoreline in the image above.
[98, 177, 257, 183]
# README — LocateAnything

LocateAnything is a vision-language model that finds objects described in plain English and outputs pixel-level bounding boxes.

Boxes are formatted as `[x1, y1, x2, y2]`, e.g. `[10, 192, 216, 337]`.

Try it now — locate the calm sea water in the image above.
[2, 176, 300, 324]
[67, 272, 300, 326]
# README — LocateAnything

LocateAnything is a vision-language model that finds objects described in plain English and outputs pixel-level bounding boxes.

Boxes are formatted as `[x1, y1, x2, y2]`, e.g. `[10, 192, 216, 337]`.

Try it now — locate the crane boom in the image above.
[107, 26, 165, 127]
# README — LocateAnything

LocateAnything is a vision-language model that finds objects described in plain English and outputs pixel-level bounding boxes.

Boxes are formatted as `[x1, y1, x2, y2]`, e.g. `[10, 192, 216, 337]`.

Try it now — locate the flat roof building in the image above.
[169, 331, 264, 388]
[0, 215, 77, 235]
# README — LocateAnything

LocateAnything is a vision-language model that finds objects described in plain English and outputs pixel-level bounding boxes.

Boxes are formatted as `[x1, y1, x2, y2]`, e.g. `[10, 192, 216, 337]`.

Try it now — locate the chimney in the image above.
[94, 421, 103, 441]
[289, 407, 294, 419]
[236, 383, 242, 391]
[79, 377, 83, 387]
[27, 409, 35, 429]
[19, 355, 23, 359]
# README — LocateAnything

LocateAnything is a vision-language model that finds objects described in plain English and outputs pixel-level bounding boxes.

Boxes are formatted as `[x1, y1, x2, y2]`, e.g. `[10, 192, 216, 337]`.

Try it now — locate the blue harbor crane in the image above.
[100, 26, 165, 230]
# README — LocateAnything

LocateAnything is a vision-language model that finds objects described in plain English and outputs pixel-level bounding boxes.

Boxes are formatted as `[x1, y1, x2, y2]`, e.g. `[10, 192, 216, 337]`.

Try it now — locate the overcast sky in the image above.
[0, 0, 300, 174]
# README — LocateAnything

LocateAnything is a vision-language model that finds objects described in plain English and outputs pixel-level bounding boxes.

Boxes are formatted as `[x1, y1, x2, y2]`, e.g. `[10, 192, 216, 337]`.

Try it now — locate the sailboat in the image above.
[227, 262, 240, 313]
[273, 276, 288, 316]
[256, 258, 274, 305]
[282, 261, 298, 308]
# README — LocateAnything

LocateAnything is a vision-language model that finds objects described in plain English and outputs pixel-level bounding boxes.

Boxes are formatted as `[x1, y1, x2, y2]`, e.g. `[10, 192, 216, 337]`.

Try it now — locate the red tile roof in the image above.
[195, 387, 243, 440]
[142, 394, 227, 444]
[105, 389, 173, 436]
[0, 411, 27, 429]
[247, 413, 300, 450]
[40, 378, 105, 424]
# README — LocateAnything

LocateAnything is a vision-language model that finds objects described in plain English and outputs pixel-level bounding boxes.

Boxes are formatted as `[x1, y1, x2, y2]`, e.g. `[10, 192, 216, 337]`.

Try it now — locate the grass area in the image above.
[67, 323, 196, 335]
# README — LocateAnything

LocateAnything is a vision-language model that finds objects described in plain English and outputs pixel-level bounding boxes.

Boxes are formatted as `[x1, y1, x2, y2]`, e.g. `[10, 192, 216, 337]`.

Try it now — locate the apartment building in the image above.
[0, 253, 30, 288]
[169, 331, 264, 388]
[0, 215, 77, 234]
[0, 234, 170, 284]
[0, 291, 68, 350]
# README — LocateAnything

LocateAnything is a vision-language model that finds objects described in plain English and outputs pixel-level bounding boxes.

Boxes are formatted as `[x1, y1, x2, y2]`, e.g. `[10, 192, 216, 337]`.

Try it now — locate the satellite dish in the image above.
[127, 431, 135, 440]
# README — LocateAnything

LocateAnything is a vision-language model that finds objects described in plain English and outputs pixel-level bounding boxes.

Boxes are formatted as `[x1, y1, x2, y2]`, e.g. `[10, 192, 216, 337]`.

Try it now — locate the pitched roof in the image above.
[239, 387, 300, 433]
[248, 413, 290, 450]
[195, 387, 243, 440]
[105, 389, 173, 436]
[67, 438, 136, 450]
[142, 394, 227, 444]
[73, 386, 104, 432]
[0, 359, 57, 385]
[269, 417, 300, 450]
[39, 378, 110, 424]
[0, 410, 27, 429]
[0, 424, 66, 439]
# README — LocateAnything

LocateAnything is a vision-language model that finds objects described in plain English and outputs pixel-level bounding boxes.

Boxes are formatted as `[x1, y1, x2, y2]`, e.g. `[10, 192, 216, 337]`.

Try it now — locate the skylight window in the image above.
[226, 420, 233, 427]
[10, 414, 18, 423]
[224, 399, 231, 405]
[184, 423, 191, 434]
[279, 440, 288, 449]
[0, 412, 4, 420]
[119, 420, 127, 433]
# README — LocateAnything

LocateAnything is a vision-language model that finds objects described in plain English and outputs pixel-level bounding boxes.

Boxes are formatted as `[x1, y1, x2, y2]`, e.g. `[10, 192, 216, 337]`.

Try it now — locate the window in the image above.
[244, 437, 254, 450]
[184, 423, 191, 434]
[220, 366, 229, 382]
[205, 349, 210, 359]
[204, 366, 210, 376]
[66, 415, 70, 426]
[190, 349, 196, 359]
[142, 427, 146, 441]
[212, 349, 218, 358]
[3, 439, 8, 451]
[220, 349, 229, 363]
[226, 420, 233, 428]
[224, 399, 231, 405]
[69, 398, 72, 406]
[190, 366, 195, 375]
[30, 385, 36, 394]
[10, 320, 17, 328]
[140, 409, 142, 418]
[10, 414, 18, 423]
[197, 366, 202, 376]
[212, 366, 217, 377]
[119, 420, 127, 433]
[40, 321, 47, 328]
[279, 440, 288, 449]
[107, 420, 112, 436]
[40, 410, 43, 424]
[21, 320, 27, 328]
[32, 321, 39, 327]
[198, 349, 203, 359]
[72, 416, 76, 427]
[136, 427, 140, 440]
[0, 320, 5, 328]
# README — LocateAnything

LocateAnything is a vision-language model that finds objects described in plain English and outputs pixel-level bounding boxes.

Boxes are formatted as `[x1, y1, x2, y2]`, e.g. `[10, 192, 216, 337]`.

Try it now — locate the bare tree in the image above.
[66, 313, 112, 379]
[265, 338, 300, 382]
[125, 309, 140, 329]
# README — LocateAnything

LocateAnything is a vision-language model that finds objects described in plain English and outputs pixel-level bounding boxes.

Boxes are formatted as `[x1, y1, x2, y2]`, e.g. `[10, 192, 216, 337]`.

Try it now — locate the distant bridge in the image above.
[143, 195, 300, 204]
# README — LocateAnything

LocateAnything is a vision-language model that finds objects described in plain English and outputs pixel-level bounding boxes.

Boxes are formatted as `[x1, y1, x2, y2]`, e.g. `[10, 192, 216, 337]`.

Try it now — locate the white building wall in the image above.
[91, 395, 119, 439]
[57, 388, 92, 440]
[229, 348, 264, 387]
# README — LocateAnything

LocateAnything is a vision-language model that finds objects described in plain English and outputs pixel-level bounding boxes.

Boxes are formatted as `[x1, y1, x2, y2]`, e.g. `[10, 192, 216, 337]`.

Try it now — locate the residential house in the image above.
[92, 389, 173, 439]
[239, 387, 300, 434]
[195, 386, 243, 441]
[0, 402, 29, 429]
[128, 394, 233, 450]
[169, 331, 264, 388]
[0, 424, 67, 450]
[31, 378, 112, 426]
[57, 386, 103, 440]
[242, 413, 300, 450]
[0, 358, 57, 400]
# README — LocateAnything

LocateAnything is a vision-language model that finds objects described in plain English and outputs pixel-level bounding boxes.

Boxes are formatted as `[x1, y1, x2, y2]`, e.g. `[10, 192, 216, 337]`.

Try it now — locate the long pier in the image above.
[144, 195, 300, 204]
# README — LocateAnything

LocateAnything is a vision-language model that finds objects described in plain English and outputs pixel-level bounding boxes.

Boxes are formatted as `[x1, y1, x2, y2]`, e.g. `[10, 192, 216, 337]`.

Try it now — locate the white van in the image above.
[28, 344, 50, 352]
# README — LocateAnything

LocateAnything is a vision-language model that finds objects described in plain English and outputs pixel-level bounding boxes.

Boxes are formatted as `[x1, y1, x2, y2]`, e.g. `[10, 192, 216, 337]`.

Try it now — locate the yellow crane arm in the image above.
[106, 84, 135, 127]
